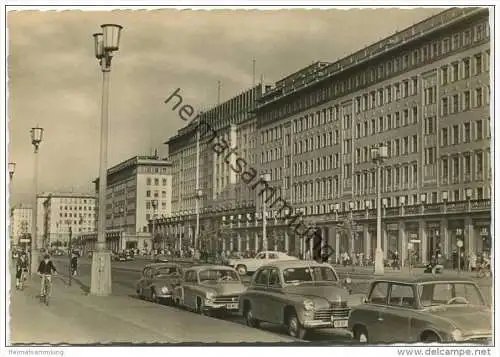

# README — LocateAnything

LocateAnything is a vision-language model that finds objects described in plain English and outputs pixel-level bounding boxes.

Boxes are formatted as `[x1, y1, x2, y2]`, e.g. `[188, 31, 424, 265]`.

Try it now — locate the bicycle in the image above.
[40, 274, 52, 306]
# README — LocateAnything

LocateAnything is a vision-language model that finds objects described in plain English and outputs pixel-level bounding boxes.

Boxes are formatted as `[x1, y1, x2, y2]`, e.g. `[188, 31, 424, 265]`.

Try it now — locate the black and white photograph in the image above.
[2, 3, 495, 354]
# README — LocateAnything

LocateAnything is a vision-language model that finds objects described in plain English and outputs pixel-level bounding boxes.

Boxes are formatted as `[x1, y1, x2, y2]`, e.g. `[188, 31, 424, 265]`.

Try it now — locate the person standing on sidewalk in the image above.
[15, 253, 28, 289]
[37, 254, 57, 297]
[71, 252, 78, 276]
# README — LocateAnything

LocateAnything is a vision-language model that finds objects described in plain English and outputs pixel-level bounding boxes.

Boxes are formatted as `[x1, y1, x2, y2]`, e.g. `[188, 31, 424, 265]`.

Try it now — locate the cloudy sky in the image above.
[7, 7, 443, 205]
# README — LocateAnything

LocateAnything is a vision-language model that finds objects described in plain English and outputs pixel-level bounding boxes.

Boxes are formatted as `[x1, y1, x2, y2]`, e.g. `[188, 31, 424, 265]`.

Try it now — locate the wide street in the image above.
[12, 255, 483, 344]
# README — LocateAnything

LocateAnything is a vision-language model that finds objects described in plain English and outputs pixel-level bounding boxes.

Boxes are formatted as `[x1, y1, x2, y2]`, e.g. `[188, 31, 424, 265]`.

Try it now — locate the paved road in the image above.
[53, 257, 353, 342]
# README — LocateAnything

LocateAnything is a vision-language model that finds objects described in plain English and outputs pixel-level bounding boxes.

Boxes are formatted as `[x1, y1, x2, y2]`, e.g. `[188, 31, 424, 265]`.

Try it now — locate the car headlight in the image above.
[206, 292, 215, 300]
[344, 277, 352, 284]
[451, 329, 464, 341]
[161, 286, 169, 294]
[303, 299, 315, 311]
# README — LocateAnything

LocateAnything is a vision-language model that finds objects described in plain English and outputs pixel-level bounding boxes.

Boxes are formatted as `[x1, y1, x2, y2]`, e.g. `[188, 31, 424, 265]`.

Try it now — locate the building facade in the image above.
[36, 192, 97, 248]
[157, 85, 266, 252]
[155, 7, 491, 264]
[82, 154, 173, 252]
[10, 205, 33, 247]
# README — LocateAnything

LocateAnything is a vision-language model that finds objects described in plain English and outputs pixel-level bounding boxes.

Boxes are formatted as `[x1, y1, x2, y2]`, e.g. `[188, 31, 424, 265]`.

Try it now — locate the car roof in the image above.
[369, 276, 477, 284]
[262, 260, 332, 270]
[144, 262, 182, 269]
[185, 265, 236, 272]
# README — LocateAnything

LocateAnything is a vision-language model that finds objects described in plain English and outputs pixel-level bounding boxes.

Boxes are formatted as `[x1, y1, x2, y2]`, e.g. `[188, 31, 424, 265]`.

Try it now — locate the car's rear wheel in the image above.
[421, 331, 440, 343]
[287, 311, 307, 339]
[353, 326, 369, 343]
[244, 304, 260, 328]
[236, 265, 247, 275]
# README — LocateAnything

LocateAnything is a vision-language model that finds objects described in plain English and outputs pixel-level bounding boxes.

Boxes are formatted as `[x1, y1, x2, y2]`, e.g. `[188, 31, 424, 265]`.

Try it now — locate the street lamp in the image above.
[8, 162, 16, 180]
[65, 218, 73, 286]
[371, 144, 388, 275]
[90, 23, 123, 296]
[30, 126, 44, 275]
[151, 199, 158, 261]
[261, 173, 271, 251]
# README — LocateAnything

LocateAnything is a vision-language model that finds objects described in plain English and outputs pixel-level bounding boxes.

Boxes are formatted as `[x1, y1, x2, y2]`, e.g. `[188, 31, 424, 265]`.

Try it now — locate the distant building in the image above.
[82, 154, 173, 252]
[10, 205, 32, 247]
[37, 192, 97, 248]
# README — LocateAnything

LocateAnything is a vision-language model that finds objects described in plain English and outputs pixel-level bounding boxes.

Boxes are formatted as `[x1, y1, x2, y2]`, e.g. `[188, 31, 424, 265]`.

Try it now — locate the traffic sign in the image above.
[19, 238, 31, 243]
[457, 240, 463, 248]
[410, 239, 421, 243]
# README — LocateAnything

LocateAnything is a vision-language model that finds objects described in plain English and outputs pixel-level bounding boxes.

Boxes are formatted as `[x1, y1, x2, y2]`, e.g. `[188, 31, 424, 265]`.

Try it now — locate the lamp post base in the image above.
[374, 248, 385, 275]
[30, 249, 41, 275]
[90, 250, 112, 296]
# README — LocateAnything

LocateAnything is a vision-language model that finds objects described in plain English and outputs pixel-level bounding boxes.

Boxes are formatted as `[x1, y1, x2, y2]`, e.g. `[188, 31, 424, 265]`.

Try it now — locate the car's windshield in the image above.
[154, 267, 179, 277]
[418, 282, 485, 307]
[283, 266, 338, 284]
[199, 269, 240, 282]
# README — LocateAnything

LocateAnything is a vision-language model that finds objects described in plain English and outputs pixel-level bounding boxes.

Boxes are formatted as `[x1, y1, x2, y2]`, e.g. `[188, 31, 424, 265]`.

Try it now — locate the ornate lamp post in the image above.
[90, 24, 123, 296]
[371, 143, 388, 275]
[30, 126, 43, 274]
[261, 172, 271, 251]
[195, 189, 202, 251]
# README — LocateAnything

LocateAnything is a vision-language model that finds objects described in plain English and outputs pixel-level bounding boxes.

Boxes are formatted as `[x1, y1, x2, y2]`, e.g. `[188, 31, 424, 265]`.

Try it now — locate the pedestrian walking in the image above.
[71, 252, 78, 276]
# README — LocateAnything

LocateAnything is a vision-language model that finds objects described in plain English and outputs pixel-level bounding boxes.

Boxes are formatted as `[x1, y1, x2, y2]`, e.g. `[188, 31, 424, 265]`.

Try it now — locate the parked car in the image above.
[154, 254, 170, 263]
[348, 277, 492, 344]
[112, 252, 127, 262]
[227, 250, 298, 275]
[136, 263, 184, 304]
[239, 260, 362, 339]
[173, 265, 246, 315]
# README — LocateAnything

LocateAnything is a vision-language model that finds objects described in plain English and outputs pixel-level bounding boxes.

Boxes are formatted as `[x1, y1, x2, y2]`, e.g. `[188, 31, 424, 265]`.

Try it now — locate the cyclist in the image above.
[37, 254, 57, 298]
[15, 252, 28, 289]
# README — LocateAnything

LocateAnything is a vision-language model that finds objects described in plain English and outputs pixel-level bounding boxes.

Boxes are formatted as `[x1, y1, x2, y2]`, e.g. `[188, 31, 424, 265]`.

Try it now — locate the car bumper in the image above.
[204, 301, 240, 312]
[158, 293, 173, 299]
[303, 318, 349, 329]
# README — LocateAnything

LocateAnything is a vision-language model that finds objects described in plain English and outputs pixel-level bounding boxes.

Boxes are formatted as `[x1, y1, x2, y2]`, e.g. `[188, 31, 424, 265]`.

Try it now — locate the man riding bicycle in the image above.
[37, 254, 57, 298]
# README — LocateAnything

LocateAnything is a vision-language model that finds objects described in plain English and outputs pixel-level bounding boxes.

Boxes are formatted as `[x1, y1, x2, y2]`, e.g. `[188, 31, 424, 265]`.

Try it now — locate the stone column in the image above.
[237, 232, 242, 253]
[284, 231, 289, 254]
[399, 221, 406, 268]
[335, 232, 340, 264]
[254, 232, 259, 252]
[363, 223, 371, 258]
[419, 219, 427, 264]
[440, 218, 449, 259]
[383, 225, 388, 259]
[246, 231, 250, 251]
[465, 216, 474, 255]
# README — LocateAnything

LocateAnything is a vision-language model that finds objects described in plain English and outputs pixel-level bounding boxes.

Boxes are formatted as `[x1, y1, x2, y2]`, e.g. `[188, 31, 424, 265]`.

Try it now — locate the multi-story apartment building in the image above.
[156, 7, 491, 264]
[158, 85, 265, 251]
[81, 154, 172, 252]
[36, 192, 96, 248]
[253, 7, 490, 263]
[10, 205, 32, 247]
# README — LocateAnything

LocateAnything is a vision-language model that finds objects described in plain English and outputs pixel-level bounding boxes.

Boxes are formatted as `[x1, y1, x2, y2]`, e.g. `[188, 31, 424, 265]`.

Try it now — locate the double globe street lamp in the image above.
[371, 143, 388, 275]
[90, 24, 123, 296]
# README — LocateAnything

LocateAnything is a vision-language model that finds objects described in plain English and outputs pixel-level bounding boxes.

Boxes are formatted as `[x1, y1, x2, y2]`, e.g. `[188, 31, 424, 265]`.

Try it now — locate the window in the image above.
[442, 158, 449, 178]
[419, 283, 484, 307]
[442, 38, 450, 54]
[452, 62, 459, 82]
[475, 54, 482, 75]
[368, 282, 389, 304]
[146, 190, 151, 197]
[452, 94, 459, 113]
[146, 178, 152, 185]
[476, 152, 483, 174]
[441, 128, 448, 146]
[441, 97, 449, 116]
[475, 88, 483, 107]
[464, 154, 471, 175]
[254, 269, 269, 285]
[268, 269, 281, 286]
[463, 90, 470, 110]
[425, 117, 435, 135]
[476, 120, 483, 140]
[441, 67, 448, 85]
[464, 29, 472, 46]
[412, 77, 418, 95]
[464, 123, 471, 143]
[412, 135, 418, 152]
[463, 58, 470, 78]
[389, 284, 415, 307]
[452, 125, 459, 144]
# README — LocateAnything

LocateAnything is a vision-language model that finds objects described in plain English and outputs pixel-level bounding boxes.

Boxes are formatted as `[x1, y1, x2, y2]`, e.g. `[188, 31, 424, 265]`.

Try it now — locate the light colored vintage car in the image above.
[239, 260, 362, 339]
[227, 250, 298, 275]
[173, 265, 247, 315]
[348, 277, 492, 344]
[136, 263, 184, 304]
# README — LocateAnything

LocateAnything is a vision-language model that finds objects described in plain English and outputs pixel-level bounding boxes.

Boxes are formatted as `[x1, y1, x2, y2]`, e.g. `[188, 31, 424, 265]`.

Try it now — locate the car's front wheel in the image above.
[151, 289, 159, 303]
[244, 304, 260, 328]
[287, 311, 307, 339]
[353, 326, 369, 343]
[236, 265, 247, 275]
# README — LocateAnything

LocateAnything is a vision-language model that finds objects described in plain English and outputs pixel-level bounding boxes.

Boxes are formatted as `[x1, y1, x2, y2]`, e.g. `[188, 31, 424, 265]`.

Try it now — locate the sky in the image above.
[7, 7, 443, 206]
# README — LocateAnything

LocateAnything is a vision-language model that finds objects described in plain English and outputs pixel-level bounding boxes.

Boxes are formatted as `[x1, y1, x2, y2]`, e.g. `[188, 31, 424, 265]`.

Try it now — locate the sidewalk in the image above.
[8, 273, 293, 344]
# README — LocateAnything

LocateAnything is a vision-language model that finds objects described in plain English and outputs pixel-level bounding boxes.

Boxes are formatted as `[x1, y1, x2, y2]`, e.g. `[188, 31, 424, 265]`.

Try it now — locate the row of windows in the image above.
[59, 212, 95, 219]
[440, 51, 489, 86]
[438, 119, 489, 146]
[146, 177, 169, 186]
[355, 136, 419, 164]
[55, 198, 94, 204]
[260, 20, 489, 123]
[58, 205, 94, 211]
[293, 154, 341, 176]
[440, 152, 487, 179]
[355, 78, 418, 113]
[145, 200, 168, 210]
[440, 86, 490, 116]
[145, 190, 169, 198]
[355, 108, 419, 139]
